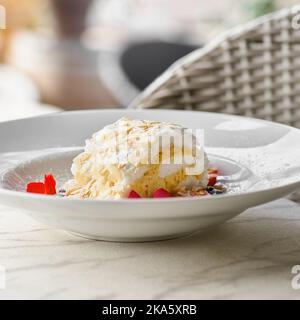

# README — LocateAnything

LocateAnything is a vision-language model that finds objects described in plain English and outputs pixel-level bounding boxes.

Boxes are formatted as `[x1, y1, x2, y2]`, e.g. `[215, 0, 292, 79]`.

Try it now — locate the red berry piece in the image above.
[208, 168, 219, 175]
[153, 188, 172, 198]
[128, 190, 141, 198]
[44, 174, 56, 195]
[208, 174, 217, 186]
[26, 182, 45, 194]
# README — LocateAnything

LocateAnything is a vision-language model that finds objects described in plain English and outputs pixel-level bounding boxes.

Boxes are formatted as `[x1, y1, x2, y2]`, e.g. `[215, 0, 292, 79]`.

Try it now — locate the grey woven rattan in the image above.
[130, 6, 300, 128]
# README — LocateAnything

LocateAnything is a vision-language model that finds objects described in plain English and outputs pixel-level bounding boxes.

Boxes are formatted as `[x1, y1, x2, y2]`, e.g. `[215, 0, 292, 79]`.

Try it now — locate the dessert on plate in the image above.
[26, 118, 225, 199]
[63, 117, 210, 199]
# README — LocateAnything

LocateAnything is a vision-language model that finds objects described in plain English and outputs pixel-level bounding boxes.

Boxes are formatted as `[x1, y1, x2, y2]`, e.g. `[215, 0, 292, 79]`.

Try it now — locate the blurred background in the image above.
[0, 0, 298, 121]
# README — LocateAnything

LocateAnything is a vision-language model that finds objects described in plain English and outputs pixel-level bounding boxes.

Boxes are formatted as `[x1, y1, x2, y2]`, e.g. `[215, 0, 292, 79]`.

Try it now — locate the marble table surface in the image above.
[0, 198, 300, 300]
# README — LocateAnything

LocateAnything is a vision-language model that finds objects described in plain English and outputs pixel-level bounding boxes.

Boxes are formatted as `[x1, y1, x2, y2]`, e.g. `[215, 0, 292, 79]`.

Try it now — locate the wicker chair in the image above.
[130, 6, 300, 128]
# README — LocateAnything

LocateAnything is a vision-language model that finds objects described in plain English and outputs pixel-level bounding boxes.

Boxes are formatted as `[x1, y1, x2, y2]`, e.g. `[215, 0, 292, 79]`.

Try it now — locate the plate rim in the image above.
[0, 107, 300, 134]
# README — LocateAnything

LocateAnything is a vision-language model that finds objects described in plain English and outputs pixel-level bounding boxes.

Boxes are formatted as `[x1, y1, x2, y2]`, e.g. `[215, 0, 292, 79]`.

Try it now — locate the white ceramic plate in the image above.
[0, 109, 300, 242]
